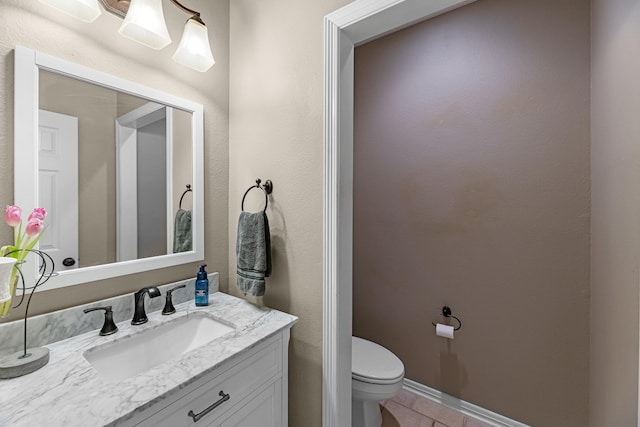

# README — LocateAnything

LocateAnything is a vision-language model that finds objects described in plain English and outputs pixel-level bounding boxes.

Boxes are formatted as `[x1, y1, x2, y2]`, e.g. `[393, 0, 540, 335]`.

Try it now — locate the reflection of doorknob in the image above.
[63, 258, 76, 267]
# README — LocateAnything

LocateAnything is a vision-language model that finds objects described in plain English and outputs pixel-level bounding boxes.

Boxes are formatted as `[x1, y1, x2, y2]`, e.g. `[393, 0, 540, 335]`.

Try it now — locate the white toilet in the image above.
[352, 336, 405, 427]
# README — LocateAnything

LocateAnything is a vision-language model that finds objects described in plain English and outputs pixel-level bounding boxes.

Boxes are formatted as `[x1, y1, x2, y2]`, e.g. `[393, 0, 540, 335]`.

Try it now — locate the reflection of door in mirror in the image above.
[38, 110, 79, 271]
[38, 69, 194, 269]
[116, 102, 170, 262]
[40, 70, 119, 268]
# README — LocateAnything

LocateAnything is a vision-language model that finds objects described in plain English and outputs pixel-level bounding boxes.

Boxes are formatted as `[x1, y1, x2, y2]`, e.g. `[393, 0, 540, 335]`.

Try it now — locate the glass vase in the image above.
[0, 258, 18, 317]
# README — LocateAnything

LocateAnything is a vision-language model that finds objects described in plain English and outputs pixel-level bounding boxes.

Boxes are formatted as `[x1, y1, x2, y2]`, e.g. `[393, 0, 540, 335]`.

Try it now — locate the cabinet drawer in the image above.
[136, 339, 281, 427]
[218, 379, 282, 427]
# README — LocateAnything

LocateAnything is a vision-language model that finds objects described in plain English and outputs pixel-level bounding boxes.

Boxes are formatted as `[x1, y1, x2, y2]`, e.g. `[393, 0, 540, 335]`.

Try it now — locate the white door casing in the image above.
[322, 1, 478, 425]
[38, 109, 79, 272]
[115, 103, 174, 262]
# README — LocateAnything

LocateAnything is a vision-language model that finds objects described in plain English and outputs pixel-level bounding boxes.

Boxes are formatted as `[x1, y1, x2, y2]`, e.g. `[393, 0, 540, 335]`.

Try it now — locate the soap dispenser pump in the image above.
[195, 263, 209, 306]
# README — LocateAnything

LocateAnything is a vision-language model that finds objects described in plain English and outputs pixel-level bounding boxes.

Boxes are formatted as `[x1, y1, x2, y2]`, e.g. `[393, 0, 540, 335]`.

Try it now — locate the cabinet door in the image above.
[219, 379, 282, 427]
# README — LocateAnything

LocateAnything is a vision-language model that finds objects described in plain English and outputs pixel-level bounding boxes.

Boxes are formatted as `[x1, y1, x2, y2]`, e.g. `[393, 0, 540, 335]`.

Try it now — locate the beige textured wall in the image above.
[0, 0, 229, 322]
[353, 0, 590, 425]
[228, 0, 350, 424]
[591, 0, 640, 425]
[173, 110, 193, 214]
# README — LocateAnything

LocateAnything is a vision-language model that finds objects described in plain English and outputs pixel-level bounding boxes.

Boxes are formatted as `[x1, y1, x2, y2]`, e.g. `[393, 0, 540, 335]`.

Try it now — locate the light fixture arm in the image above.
[98, 0, 204, 22]
[170, 0, 204, 24]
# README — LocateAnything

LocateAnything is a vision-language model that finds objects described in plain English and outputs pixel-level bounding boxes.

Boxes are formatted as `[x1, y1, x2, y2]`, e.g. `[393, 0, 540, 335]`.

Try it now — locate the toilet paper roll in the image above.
[436, 323, 455, 339]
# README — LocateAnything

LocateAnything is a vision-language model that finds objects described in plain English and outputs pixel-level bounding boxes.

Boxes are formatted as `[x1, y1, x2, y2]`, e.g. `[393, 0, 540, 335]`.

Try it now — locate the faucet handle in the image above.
[162, 284, 186, 315]
[83, 306, 118, 336]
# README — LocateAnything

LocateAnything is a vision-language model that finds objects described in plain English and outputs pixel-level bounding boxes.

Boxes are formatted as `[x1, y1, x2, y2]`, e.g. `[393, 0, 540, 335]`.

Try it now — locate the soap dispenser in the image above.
[195, 264, 209, 306]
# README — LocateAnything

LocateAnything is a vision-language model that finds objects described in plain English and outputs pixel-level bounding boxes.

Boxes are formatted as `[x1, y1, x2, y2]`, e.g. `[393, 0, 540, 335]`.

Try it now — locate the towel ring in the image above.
[241, 179, 273, 212]
[179, 185, 192, 210]
[431, 306, 462, 331]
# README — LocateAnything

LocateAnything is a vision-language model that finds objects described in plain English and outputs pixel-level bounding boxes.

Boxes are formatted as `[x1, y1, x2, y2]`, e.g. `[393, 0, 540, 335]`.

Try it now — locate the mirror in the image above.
[14, 46, 204, 291]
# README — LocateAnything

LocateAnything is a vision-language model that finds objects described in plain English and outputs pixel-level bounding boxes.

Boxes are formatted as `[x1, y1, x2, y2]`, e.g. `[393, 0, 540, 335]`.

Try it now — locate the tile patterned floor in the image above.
[381, 389, 493, 427]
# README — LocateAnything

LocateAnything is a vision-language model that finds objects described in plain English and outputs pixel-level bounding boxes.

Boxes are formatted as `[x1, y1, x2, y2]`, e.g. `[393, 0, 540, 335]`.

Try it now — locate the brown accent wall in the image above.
[353, 1, 590, 425]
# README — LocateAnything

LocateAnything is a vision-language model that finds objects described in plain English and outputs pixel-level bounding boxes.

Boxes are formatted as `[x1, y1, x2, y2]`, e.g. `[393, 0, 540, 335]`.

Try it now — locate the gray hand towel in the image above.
[236, 211, 272, 296]
[173, 209, 192, 253]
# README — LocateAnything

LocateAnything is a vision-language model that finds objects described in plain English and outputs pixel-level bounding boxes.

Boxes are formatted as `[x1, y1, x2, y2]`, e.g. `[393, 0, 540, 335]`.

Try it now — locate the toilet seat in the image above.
[352, 336, 404, 385]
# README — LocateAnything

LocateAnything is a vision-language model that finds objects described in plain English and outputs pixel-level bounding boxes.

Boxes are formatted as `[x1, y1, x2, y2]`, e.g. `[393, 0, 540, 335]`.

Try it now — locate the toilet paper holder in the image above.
[431, 306, 462, 331]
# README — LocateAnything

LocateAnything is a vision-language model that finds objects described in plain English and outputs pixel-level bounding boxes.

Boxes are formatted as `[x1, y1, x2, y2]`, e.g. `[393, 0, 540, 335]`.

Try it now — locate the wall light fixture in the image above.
[38, 0, 215, 72]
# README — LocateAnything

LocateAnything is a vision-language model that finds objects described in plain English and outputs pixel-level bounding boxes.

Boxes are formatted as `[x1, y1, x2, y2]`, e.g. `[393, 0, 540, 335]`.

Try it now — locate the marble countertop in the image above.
[0, 292, 297, 427]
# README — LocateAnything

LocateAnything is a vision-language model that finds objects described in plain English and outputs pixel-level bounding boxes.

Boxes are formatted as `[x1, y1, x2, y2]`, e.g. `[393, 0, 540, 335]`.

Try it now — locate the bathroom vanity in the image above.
[3, 46, 299, 426]
[0, 289, 297, 426]
[131, 332, 285, 426]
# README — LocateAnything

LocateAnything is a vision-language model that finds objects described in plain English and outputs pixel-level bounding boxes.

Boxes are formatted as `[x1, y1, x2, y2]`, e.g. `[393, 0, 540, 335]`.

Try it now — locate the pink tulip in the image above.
[4, 205, 21, 227]
[28, 208, 47, 221]
[25, 218, 44, 236]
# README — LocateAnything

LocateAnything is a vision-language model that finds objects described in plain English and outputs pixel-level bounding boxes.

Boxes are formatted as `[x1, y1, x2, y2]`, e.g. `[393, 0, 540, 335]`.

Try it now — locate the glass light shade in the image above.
[39, 0, 102, 23]
[172, 19, 215, 72]
[118, 0, 171, 50]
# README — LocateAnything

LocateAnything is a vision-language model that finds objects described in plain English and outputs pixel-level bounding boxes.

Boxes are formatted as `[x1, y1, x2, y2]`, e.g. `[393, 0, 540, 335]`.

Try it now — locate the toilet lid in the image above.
[352, 336, 404, 384]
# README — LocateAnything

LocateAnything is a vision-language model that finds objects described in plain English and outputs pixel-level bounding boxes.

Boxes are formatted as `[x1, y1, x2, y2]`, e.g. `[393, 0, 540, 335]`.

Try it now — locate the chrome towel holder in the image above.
[431, 306, 462, 331]
[241, 179, 273, 212]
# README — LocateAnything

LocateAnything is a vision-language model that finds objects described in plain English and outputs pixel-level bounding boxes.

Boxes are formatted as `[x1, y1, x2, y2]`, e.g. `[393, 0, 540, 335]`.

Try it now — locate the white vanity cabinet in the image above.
[0, 291, 297, 427]
[128, 329, 289, 427]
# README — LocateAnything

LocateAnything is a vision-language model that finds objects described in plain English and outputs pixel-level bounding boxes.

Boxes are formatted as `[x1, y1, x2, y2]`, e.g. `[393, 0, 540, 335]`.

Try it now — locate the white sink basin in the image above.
[83, 314, 234, 382]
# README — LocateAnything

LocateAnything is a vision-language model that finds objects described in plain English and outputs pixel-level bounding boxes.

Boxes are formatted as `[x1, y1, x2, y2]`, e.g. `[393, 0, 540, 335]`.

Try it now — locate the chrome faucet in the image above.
[131, 286, 161, 325]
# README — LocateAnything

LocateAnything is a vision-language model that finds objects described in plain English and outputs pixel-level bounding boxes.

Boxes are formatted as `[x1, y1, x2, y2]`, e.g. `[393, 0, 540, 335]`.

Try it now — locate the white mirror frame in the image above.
[13, 46, 204, 292]
[322, 0, 477, 425]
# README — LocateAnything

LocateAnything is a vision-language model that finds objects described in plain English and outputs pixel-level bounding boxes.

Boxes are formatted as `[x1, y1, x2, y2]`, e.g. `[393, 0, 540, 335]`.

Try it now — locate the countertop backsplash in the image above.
[0, 274, 218, 354]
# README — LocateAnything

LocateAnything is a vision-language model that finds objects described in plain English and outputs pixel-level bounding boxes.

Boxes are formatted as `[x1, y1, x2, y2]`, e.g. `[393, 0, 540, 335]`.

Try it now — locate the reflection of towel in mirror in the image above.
[173, 209, 192, 253]
[236, 211, 272, 296]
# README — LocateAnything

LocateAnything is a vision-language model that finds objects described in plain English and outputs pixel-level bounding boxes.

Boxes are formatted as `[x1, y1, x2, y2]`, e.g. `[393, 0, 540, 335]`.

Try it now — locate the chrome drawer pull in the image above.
[187, 390, 231, 423]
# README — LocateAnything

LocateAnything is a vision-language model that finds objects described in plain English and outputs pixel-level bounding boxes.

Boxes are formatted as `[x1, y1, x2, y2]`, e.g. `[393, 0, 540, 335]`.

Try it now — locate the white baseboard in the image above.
[403, 379, 531, 427]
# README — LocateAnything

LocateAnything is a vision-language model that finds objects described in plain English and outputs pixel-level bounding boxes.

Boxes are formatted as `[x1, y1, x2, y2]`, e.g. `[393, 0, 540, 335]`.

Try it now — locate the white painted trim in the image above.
[165, 107, 174, 255]
[327, 0, 477, 46]
[322, 1, 477, 426]
[281, 328, 291, 427]
[403, 379, 531, 427]
[322, 15, 354, 427]
[13, 46, 40, 289]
